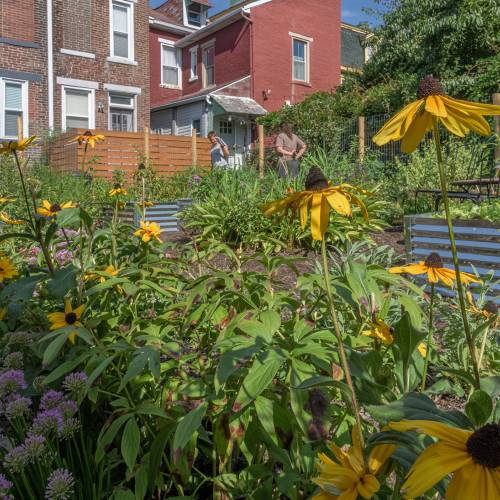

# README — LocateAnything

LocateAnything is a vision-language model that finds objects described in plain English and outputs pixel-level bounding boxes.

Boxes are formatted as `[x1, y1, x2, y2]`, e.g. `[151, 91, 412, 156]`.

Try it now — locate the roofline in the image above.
[341, 22, 372, 35]
[151, 75, 252, 111]
[175, 8, 244, 48]
[149, 16, 195, 35]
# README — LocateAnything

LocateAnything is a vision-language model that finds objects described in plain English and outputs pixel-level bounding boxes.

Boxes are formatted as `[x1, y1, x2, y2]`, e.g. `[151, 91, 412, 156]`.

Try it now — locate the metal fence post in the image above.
[192, 127, 198, 167]
[358, 116, 365, 163]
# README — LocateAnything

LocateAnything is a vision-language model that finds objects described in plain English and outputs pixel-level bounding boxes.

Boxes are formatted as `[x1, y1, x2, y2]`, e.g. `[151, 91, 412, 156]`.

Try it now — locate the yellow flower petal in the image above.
[389, 263, 427, 275]
[326, 191, 352, 217]
[425, 96, 448, 118]
[446, 462, 500, 500]
[388, 420, 471, 445]
[356, 474, 379, 499]
[368, 444, 396, 475]
[401, 109, 433, 153]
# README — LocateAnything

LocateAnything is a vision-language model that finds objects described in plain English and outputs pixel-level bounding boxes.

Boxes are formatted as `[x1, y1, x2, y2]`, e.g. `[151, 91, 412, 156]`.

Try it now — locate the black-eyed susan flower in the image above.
[86, 265, 119, 283]
[0, 136, 37, 155]
[389, 420, 500, 499]
[261, 167, 368, 241]
[0, 197, 16, 204]
[362, 319, 394, 345]
[138, 200, 154, 208]
[373, 76, 500, 153]
[389, 252, 481, 287]
[47, 301, 85, 344]
[0, 211, 25, 225]
[134, 221, 163, 243]
[417, 342, 428, 358]
[467, 292, 499, 328]
[313, 425, 396, 499]
[0, 258, 18, 283]
[109, 183, 128, 197]
[36, 200, 76, 218]
[72, 130, 105, 148]
[0, 307, 7, 321]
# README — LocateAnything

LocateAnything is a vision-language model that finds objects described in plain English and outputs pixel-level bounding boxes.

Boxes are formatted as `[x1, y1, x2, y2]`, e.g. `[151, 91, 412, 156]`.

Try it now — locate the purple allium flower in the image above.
[0, 473, 13, 500]
[3, 445, 27, 472]
[23, 435, 46, 462]
[59, 418, 80, 440]
[0, 370, 27, 397]
[30, 408, 64, 437]
[40, 390, 64, 411]
[2, 352, 24, 370]
[62, 372, 87, 394]
[58, 400, 78, 420]
[5, 395, 32, 420]
[44, 469, 75, 500]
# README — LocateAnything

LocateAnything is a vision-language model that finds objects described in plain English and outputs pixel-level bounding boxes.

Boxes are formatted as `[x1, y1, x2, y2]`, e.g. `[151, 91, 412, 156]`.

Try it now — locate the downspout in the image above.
[242, 12, 255, 146]
[47, 0, 54, 131]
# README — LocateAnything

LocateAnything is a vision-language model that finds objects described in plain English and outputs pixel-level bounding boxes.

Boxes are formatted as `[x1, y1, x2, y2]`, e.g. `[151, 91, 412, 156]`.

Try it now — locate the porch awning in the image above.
[211, 95, 267, 116]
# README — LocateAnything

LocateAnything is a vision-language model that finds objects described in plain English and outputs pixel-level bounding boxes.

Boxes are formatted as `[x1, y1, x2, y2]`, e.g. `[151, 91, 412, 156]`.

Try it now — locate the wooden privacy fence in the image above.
[47, 129, 211, 179]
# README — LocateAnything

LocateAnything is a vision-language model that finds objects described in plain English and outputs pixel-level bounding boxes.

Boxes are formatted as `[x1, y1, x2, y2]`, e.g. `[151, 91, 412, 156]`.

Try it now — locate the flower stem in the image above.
[420, 283, 435, 391]
[431, 118, 480, 389]
[321, 239, 365, 450]
[477, 324, 491, 372]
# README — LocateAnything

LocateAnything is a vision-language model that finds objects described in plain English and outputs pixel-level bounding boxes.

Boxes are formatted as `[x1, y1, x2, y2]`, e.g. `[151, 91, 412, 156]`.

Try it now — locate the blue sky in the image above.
[149, 1, 381, 26]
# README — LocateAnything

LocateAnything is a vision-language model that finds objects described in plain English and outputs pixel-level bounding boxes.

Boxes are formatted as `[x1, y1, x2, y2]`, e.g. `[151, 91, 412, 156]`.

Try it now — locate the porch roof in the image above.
[211, 95, 267, 116]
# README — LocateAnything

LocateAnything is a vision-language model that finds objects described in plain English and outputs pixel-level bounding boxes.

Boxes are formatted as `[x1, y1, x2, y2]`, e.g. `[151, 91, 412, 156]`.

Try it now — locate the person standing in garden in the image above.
[208, 131, 230, 169]
[275, 123, 307, 178]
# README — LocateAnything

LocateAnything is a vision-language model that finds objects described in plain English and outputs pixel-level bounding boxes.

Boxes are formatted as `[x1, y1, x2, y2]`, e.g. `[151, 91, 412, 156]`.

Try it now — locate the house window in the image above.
[293, 38, 309, 82]
[110, 0, 134, 60]
[202, 44, 215, 87]
[192, 119, 201, 136]
[187, 2, 202, 27]
[63, 87, 94, 131]
[219, 121, 232, 135]
[109, 94, 135, 132]
[162, 43, 182, 88]
[189, 46, 198, 80]
[1, 79, 28, 139]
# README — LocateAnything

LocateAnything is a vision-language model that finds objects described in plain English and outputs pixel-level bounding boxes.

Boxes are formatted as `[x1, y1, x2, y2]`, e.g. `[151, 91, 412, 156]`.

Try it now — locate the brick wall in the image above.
[0, 0, 48, 138]
[251, 0, 341, 111]
[150, 27, 183, 109]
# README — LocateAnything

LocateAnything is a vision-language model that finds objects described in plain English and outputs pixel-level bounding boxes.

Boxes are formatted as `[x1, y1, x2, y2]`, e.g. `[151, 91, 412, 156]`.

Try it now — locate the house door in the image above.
[216, 118, 248, 168]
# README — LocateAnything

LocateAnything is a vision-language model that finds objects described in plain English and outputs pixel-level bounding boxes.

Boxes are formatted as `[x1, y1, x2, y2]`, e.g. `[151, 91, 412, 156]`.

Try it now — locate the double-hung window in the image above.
[202, 43, 215, 88]
[292, 37, 309, 83]
[110, 0, 134, 61]
[189, 46, 198, 81]
[109, 94, 135, 132]
[0, 79, 28, 139]
[187, 2, 202, 27]
[63, 87, 95, 131]
[161, 42, 182, 88]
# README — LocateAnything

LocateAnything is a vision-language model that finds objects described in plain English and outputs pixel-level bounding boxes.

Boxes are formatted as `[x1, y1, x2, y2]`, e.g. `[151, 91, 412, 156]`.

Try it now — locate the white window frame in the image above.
[108, 93, 137, 132]
[189, 45, 198, 81]
[61, 85, 96, 132]
[109, 0, 135, 63]
[291, 34, 311, 83]
[160, 40, 182, 89]
[0, 78, 29, 139]
[183, 0, 207, 29]
[202, 40, 215, 88]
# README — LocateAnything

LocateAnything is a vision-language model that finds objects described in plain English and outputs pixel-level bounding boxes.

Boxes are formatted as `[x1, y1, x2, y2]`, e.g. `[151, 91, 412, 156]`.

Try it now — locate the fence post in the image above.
[192, 127, 198, 167]
[258, 124, 265, 179]
[493, 93, 500, 162]
[358, 116, 365, 163]
[17, 116, 24, 141]
[144, 127, 150, 165]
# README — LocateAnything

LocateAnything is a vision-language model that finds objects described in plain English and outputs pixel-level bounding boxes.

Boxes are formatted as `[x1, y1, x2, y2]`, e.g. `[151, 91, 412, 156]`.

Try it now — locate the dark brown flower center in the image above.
[65, 312, 77, 325]
[83, 130, 93, 137]
[466, 424, 500, 469]
[138, 162, 146, 171]
[483, 301, 498, 315]
[50, 204, 62, 212]
[305, 167, 329, 191]
[113, 183, 122, 190]
[417, 75, 445, 99]
[424, 252, 443, 269]
[0, 267, 4, 272]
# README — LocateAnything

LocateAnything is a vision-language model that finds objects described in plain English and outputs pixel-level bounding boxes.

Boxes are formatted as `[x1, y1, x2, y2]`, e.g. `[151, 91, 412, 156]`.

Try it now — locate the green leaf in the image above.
[44, 354, 88, 385]
[465, 390, 493, 427]
[47, 265, 77, 298]
[234, 349, 284, 410]
[121, 418, 141, 471]
[96, 414, 132, 464]
[480, 376, 500, 398]
[43, 332, 70, 365]
[255, 396, 278, 444]
[0, 274, 44, 304]
[120, 353, 148, 391]
[88, 355, 117, 385]
[173, 402, 208, 453]
[134, 463, 148, 500]
[56, 207, 80, 227]
[148, 423, 175, 493]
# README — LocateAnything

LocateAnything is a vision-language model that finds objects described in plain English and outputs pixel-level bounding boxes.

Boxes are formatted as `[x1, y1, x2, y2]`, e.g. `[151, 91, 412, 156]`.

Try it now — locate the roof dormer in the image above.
[184, 0, 211, 29]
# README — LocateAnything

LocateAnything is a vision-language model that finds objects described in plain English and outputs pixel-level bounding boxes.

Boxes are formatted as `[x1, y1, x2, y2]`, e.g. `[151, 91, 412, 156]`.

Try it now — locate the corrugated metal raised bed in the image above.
[104, 198, 192, 233]
[404, 214, 500, 302]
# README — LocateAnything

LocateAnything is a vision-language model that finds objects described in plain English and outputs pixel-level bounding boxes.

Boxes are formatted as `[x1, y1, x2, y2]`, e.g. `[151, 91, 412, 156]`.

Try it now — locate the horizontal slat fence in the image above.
[405, 215, 500, 302]
[47, 129, 211, 180]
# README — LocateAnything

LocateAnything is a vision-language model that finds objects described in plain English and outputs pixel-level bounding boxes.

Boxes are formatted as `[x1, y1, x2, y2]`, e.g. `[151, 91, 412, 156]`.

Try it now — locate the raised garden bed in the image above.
[404, 214, 500, 302]
[104, 198, 193, 233]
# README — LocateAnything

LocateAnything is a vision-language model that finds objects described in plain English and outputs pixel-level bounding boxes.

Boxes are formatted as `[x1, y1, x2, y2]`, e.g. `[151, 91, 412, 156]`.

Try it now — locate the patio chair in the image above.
[414, 136, 498, 212]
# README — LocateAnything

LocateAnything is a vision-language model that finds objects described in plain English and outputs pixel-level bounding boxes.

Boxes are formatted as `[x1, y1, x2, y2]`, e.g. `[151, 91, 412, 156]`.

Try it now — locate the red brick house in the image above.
[149, 0, 343, 165]
[0, 0, 150, 141]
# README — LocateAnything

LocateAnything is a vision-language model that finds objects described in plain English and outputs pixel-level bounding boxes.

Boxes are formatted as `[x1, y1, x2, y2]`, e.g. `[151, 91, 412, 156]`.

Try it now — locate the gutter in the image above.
[175, 8, 244, 48]
[149, 17, 195, 35]
[47, 0, 54, 131]
[152, 95, 211, 112]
